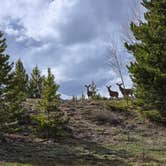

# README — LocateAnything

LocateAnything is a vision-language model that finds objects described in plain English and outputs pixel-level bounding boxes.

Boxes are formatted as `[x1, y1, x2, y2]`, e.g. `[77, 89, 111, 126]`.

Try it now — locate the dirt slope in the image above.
[0, 99, 166, 166]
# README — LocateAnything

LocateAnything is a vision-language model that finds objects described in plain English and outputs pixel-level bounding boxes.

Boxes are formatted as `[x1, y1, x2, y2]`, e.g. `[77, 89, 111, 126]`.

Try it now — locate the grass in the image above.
[0, 139, 130, 166]
[1, 99, 166, 166]
[0, 163, 32, 166]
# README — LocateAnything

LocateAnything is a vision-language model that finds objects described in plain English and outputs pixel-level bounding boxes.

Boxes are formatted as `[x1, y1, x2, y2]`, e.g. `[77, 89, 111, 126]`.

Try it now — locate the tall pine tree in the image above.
[0, 31, 14, 127]
[39, 68, 60, 118]
[125, 0, 166, 116]
[29, 65, 42, 98]
[39, 68, 60, 138]
[12, 59, 29, 100]
[4, 59, 28, 123]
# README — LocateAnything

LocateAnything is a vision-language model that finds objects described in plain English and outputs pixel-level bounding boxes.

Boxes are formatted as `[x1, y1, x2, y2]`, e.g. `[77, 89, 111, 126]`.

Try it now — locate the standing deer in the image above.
[116, 83, 133, 98]
[85, 84, 94, 98]
[106, 85, 119, 99]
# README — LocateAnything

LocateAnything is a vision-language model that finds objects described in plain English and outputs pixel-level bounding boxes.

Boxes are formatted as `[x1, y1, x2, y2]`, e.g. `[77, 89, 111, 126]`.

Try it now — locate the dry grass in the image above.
[0, 99, 166, 166]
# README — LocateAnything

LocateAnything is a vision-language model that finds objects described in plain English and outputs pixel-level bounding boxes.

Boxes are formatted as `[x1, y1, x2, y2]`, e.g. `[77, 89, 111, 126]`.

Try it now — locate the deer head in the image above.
[85, 84, 93, 98]
[85, 84, 91, 89]
[116, 83, 123, 87]
[106, 85, 112, 91]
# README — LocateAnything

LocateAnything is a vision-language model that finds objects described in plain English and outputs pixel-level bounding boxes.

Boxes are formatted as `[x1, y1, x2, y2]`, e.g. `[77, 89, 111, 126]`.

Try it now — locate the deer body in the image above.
[85, 85, 93, 98]
[106, 86, 119, 99]
[116, 83, 133, 97]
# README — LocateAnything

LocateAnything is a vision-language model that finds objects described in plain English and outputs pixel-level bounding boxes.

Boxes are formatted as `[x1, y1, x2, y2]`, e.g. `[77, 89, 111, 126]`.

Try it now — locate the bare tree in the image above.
[104, 0, 144, 103]
[105, 37, 126, 89]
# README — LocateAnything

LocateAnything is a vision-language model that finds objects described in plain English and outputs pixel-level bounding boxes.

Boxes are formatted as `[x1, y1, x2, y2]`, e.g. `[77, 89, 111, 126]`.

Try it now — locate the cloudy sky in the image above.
[0, 0, 144, 98]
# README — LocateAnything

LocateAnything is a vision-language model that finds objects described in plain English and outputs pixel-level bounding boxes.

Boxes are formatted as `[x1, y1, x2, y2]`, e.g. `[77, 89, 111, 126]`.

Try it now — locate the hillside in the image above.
[0, 99, 166, 166]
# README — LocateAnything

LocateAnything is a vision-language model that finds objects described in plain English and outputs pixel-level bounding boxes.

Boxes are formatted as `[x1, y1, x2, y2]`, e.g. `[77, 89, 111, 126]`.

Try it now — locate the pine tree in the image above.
[29, 65, 42, 98]
[39, 68, 60, 119]
[12, 59, 29, 100]
[0, 31, 14, 127]
[0, 32, 13, 100]
[5, 60, 28, 123]
[125, 0, 166, 115]
[39, 68, 60, 138]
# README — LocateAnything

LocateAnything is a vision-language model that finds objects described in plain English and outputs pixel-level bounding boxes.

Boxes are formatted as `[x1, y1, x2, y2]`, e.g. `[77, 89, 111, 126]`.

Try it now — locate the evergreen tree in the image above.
[39, 68, 60, 138]
[0, 31, 13, 127]
[125, 0, 166, 115]
[29, 65, 42, 98]
[12, 59, 29, 100]
[39, 68, 60, 119]
[5, 60, 28, 123]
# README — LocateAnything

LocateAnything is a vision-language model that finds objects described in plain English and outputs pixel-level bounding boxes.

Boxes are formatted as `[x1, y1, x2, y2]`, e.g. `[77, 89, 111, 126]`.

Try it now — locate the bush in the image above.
[143, 110, 162, 123]
[93, 112, 122, 126]
[31, 111, 70, 138]
[92, 93, 108, 100]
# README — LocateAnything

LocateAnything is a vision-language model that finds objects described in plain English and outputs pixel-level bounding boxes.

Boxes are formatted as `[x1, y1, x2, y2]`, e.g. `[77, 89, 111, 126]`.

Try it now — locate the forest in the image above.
[0, 0, 166, 166]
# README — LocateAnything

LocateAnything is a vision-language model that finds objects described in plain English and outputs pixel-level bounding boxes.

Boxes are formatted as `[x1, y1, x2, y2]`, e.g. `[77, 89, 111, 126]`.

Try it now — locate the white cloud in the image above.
[0, 0, 78, 41]
[0, 0, 143, 98]
[41, 65, 72, 83]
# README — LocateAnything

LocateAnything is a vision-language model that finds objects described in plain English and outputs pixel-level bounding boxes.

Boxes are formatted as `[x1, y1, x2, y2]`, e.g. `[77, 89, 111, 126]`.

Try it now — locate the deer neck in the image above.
[108, 88, 112, 93]
[87, 87, 91, 93]
[119, 85, 123, 92]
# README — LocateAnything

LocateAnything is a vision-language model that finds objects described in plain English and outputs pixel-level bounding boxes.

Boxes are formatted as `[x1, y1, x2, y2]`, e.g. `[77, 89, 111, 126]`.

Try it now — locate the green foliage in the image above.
[92, 93, 107, 100]
[108, 102, 128, 113]
[6, 59, 28, 122]
[0, 32, 26, 130]
[31, 112, 69, 138]
[125, 0, 166, 116]
[0, 34, 13, 98]
[12, 59, 29, 99]
[0, 31, 15, 127]
[38, 68, 62, 138]
[39, 68, 60, 114]
[29, 65, 42, 98]
[143, 110, 162, 123]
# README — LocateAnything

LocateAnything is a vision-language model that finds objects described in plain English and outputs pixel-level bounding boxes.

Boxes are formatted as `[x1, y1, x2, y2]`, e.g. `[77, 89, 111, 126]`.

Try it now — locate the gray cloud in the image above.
[0, 0, 143, 97]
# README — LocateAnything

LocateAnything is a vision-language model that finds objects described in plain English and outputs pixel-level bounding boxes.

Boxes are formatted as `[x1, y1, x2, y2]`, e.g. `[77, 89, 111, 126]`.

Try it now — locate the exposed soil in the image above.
[0, 99, 166, 166]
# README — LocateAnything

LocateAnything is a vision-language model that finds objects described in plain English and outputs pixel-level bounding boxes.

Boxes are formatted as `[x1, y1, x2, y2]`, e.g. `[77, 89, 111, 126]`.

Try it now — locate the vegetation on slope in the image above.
[0, 99, 166, 166]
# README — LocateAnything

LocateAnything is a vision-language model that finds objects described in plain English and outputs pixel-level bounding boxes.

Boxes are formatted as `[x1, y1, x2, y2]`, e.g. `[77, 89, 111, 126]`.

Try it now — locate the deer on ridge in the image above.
[85, 84, 94, 99]
[116, 83, 133, 98]
[106, 85, 119, 99]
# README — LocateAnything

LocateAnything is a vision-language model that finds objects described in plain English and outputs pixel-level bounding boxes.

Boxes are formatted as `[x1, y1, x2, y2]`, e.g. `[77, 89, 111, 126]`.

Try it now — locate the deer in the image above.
[85, 84, 94, 98]
[106, 85, 119, 99]
[116, 83, 133, 98]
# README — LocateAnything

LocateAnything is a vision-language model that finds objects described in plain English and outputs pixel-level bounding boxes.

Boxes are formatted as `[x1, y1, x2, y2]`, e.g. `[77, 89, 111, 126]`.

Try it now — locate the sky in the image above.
[0, 0, 144, 98]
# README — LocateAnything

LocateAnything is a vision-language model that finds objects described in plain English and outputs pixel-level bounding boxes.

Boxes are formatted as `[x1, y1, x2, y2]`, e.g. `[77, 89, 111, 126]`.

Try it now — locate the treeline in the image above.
[10, 59, 60, 100]
[0, 31, 68, 138]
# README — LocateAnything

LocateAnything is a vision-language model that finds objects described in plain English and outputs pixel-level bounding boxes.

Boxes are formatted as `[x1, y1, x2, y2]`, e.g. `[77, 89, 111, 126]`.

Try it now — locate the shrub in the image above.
[143, 110, 162, 123]
[31, 111, 69, 138]
[93, 112, 122, 126]
[92, 93, 108, 100]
